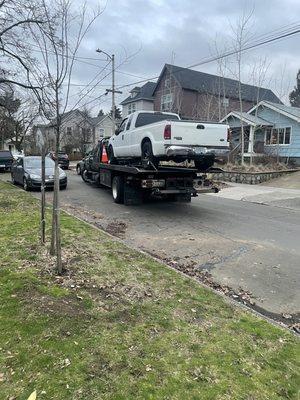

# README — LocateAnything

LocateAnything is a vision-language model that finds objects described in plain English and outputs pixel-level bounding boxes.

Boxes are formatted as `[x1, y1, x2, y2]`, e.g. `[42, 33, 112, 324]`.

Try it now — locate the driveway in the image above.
[2, 171, 300, 323]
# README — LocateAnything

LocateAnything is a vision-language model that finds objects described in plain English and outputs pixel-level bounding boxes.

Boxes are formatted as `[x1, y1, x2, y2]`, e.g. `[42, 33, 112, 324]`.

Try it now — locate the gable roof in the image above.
[120, 81, 156, 105]
[221, 111, 273, 126]
[154, 64, 282, 104]
[249, 101, 300, 122]
[89, 114, 112, 126]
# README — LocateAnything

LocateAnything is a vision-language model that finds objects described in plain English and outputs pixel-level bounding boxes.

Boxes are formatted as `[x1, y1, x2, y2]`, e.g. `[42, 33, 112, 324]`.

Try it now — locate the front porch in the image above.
[222, 111, 273, 160]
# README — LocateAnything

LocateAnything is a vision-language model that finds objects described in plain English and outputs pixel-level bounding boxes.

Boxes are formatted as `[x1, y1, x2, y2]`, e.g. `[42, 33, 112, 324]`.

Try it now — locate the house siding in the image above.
[153, 69, 257, 121]
[251, 106, 300, 160]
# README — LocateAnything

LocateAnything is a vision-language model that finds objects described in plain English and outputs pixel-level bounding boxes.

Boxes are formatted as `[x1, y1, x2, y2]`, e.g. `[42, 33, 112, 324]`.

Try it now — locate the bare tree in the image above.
[230, 8, 254, 165]
[27, 0, 102, 273]
[249, 56, 271, 165]
[0, 0, 45, 92]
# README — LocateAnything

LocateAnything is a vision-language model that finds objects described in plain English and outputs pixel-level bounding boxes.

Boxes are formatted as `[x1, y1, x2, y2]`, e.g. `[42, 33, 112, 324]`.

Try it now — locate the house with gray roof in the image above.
[153, 64, 282, 122]
[222, 101, 300, 164]
[120, 81, 156, 117]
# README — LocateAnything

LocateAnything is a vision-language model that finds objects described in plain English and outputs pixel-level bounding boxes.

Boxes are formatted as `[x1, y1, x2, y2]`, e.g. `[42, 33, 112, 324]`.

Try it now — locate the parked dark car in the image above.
[47, 151, 69, 169]
[0, 150, 14, 171]
[11, 156, 67, 191]
[76, 152, 91, 175]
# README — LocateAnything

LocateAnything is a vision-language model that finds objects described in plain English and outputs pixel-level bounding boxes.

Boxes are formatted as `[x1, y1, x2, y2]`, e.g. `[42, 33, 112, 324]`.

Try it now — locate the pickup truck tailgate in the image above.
[170, 121, 229, 148]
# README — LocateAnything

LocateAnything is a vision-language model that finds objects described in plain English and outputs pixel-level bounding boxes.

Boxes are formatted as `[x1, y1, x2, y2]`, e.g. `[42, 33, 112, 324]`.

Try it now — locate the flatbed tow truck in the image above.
[81, 140, 221, 205]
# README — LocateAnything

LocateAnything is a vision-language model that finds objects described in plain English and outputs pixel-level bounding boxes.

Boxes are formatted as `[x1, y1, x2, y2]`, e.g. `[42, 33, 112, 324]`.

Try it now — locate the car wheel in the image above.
[112, 175, 124, 204]
[194, 154, 215, 172]
[60, 185, 67, 190]
[108, 145, 118, 165]
[141, 141, 159, 167]
[23, 177, 30, 191]
[76, 165, 81, 175]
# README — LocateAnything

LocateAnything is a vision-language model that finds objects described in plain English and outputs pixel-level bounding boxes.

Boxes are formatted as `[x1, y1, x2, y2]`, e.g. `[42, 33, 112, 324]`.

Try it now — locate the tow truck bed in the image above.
[82, 161, 219, 205]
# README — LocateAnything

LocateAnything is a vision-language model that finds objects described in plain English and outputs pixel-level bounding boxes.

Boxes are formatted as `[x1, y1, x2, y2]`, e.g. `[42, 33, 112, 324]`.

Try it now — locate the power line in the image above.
[115, 23, 300, 91]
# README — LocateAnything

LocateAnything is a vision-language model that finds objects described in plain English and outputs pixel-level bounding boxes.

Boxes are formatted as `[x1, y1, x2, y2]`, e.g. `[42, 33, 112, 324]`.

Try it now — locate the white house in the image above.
[120, 81, 156, 117]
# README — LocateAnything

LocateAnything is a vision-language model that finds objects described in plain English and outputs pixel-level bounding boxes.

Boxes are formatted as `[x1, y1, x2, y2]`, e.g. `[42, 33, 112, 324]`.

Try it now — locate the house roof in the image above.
[154, 64, 282, 104]
[221, 111, 273, 126]
[120, 81, 156, 105]
[89, 114, 112, 126]
[249, 101, 300, 122]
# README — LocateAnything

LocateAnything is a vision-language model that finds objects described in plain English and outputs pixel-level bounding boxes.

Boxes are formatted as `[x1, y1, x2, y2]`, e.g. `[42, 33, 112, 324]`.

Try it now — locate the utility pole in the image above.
[96, 49, 122, 134]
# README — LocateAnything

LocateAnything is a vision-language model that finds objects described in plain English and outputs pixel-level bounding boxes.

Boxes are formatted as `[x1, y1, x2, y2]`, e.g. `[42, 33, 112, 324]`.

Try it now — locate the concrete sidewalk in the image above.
[208, 182, 300, 210]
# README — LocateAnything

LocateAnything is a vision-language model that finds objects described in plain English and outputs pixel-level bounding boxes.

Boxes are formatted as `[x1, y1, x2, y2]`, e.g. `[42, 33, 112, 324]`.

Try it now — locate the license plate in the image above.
[194, 147, 207, 154]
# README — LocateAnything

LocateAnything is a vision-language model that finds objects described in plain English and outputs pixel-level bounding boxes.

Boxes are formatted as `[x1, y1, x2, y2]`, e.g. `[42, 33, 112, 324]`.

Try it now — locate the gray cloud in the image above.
[69, 0, 300, 112]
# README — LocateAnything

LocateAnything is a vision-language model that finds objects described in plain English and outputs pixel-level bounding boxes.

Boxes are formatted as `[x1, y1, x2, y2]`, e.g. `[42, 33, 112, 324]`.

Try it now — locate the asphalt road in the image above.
[3, 170, 300, 320]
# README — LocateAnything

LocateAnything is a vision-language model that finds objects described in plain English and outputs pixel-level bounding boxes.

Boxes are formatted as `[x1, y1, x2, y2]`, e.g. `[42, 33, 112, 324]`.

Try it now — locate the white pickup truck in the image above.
[108, 111, 230, 170]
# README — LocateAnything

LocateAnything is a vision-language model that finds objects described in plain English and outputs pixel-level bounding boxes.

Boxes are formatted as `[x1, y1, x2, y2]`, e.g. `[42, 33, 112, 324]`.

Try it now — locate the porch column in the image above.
[248, 125, 254, 154]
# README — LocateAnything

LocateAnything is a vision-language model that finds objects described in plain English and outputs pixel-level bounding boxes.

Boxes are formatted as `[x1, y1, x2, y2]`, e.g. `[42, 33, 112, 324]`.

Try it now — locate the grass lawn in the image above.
[0, 180, 299, 400]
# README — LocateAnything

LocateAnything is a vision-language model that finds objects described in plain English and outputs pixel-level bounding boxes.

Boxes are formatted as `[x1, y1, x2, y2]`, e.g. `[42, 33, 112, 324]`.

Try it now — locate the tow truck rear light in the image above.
[227, 128, 232, 142]
[164, 124, 171, 140]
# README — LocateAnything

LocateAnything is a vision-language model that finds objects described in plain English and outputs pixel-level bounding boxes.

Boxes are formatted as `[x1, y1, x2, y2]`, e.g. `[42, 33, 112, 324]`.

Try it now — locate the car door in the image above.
[110, 118, 128, 157]
[15, 158, 24, 183]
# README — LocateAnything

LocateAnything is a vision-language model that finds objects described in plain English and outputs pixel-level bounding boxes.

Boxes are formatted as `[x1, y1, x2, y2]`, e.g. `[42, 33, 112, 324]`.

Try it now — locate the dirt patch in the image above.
[104, 221, 127, 238]
[20, 290, 86, 317]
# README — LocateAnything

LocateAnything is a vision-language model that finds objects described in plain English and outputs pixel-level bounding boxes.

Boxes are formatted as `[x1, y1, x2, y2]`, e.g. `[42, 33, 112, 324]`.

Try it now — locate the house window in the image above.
[161, 93, 173, 111]
[285, 127, 291, 144]
[66, 127, 72, 135]
[222, 97, 229, 107]
[99, 128, 104, 138]
[164, 78, 170, 88]
[265, 127, 291, 145]
[128, 103, 136, 114]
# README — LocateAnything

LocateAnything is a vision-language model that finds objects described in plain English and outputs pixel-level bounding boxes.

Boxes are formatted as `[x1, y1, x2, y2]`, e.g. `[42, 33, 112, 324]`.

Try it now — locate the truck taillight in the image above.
[164, 124, 171, 140]
[227, 128, 232, 142]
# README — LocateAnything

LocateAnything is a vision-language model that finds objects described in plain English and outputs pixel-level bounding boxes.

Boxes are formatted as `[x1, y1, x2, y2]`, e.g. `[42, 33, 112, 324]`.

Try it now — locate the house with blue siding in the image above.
[221, 101, 300, 164]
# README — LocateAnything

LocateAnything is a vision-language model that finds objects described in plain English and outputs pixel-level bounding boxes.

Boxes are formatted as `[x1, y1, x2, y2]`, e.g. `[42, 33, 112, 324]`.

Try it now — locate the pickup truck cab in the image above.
[108, 111, 230, 170]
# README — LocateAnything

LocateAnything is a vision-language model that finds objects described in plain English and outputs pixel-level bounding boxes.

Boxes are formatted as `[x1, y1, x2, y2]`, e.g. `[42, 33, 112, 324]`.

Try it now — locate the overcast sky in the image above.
[68, 0, 300, 114]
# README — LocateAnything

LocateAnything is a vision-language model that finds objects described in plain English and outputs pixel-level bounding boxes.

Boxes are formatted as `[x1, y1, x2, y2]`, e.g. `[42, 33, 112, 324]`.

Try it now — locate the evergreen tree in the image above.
[289, 70, 300, 108]
[109, 105, 122, 119]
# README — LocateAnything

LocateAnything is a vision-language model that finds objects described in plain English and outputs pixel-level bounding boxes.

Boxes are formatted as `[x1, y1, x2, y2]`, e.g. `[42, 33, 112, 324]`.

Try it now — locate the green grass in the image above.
[0, 180, 299, 400]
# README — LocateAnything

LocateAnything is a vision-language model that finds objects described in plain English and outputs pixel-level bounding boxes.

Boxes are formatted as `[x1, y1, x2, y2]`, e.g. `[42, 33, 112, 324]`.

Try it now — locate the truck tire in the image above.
[141, 141, 159, 168]
[112, 175, 124, 204]
[194, 154, 215, 171]
[108, 145, 118, 165]
[23, 177, 30, 191]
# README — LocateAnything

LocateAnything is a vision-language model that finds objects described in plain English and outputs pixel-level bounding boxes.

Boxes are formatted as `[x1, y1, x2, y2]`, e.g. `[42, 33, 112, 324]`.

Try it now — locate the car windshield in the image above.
[24, 157, 55, 169]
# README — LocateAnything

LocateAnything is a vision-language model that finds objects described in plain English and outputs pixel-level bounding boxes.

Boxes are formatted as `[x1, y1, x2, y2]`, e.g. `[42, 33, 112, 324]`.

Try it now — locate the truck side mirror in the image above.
[115, 128, 120, 136]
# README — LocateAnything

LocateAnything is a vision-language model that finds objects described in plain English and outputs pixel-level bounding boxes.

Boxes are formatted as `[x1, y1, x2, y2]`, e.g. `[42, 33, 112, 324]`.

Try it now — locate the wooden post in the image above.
[41, 146, 46, 244]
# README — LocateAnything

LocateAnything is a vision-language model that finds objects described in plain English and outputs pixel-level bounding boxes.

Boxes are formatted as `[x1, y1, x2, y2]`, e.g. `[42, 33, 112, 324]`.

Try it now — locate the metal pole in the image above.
[41, 146, 46, 244]
[112, 54, 115, 134]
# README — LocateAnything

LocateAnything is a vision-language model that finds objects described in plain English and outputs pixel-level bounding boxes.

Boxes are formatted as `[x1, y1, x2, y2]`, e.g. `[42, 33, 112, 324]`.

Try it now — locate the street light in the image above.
[96, 49, 122, 134]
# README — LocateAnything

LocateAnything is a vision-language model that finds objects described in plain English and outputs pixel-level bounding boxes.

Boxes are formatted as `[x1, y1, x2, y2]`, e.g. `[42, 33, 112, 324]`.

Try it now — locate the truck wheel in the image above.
[82, 169, 89, 183]
[112, 176, 124, 204]
[108, 145, 118, 165]
[141, 141, 159, 167]
[194, 154, 215, 171]
[23, 177, 30, 191]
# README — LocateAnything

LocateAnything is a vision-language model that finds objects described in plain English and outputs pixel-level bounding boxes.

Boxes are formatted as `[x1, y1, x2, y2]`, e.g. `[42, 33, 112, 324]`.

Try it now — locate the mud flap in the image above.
[124, 184, 143, 206]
